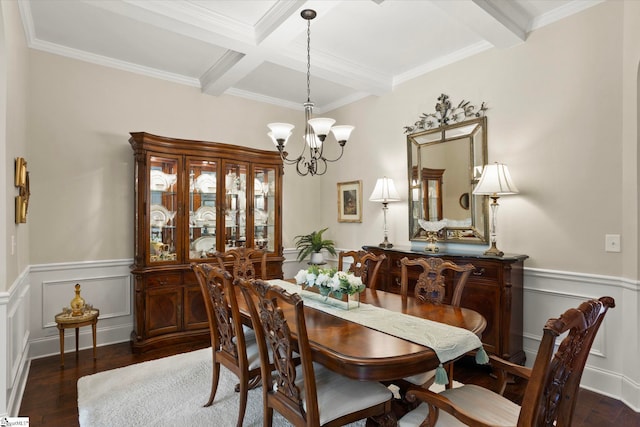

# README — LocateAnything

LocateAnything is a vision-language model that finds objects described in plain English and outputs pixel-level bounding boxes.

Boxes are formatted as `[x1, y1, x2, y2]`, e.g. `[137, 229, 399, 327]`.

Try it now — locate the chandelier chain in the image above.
[306, 18, 311, 103]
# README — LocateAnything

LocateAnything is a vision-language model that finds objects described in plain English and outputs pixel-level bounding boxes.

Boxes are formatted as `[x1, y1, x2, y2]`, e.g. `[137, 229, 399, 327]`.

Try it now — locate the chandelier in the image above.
[267, 9, 354, 176]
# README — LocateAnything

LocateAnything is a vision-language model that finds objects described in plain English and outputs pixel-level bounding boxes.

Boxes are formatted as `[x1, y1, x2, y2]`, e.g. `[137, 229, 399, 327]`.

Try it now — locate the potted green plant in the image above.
[294, 227, 337, 264]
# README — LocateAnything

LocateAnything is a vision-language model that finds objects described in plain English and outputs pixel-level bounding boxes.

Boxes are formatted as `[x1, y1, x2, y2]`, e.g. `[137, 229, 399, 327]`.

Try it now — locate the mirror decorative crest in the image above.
[405, 94, 489, 246]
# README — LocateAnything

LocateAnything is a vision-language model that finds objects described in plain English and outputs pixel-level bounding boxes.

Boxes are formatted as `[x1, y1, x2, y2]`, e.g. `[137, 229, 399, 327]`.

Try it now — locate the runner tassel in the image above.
[435, 363, 448, 385]
[475, 346, 489, 364]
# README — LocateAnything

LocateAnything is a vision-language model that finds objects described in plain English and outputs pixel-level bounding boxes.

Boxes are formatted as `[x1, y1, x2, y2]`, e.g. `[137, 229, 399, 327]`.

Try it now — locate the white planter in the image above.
[310, 252, 324, 265]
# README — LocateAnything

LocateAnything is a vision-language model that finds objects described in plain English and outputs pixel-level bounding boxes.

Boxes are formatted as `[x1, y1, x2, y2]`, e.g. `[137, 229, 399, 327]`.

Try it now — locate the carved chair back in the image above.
[237, 278, 321, 425]
[191, 263, 261, 426]
[213, 247, 267, 280]
[237, 278, 392, 426]
[518, 296, 615, 426]
[400, 257, 474, 305]
[337, 250, 386, 290]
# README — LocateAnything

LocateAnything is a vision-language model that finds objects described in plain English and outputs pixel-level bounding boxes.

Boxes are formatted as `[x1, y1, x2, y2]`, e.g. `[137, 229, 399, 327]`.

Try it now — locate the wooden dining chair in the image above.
[400, 257, 475, 389]
[337, 250, 386, 290]
[398, 296, 615, 427]
[400, 257, 475, 305]
[191, 263, 264, 427]
[236, 278, 394, 427]
[212, 247, 268, 280]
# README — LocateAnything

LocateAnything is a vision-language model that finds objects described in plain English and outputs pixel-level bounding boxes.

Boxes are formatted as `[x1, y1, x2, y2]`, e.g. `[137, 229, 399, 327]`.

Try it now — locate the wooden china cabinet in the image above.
[129, 132, 283, 353]
[363, 245, 528, 364]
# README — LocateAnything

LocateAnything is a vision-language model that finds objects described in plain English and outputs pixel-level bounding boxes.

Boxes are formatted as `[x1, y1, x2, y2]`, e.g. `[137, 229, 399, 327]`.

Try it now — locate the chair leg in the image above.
[264, 406, 273, 427]
[205, 360, 221, 407]
[236, 377, 249, 427]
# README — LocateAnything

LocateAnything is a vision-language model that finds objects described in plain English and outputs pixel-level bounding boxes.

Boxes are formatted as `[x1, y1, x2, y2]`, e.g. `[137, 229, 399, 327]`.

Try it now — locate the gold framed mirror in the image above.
[406, 95, 489, 245]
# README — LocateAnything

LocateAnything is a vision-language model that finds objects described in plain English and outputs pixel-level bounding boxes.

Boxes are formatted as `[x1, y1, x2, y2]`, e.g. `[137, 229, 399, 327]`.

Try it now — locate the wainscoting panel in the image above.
[4, 268, 31, 418]
[523, 267, 638, 411]
[28, 259, 134, 359]
[41, 275, 130, 329]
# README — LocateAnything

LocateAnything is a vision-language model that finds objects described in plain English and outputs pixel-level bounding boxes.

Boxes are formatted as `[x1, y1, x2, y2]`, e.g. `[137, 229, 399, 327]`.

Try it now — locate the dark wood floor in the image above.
[19, 342, 639, 426]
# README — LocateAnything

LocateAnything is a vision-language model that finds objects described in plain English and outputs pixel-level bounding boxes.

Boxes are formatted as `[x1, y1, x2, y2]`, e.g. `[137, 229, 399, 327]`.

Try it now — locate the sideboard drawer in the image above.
[146, 273, 182, 288]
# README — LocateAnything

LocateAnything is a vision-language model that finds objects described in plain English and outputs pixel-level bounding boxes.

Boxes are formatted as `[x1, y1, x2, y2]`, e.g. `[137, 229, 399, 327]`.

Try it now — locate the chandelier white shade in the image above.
[370, 177, 401, 248]
[267, 9, 354, 176]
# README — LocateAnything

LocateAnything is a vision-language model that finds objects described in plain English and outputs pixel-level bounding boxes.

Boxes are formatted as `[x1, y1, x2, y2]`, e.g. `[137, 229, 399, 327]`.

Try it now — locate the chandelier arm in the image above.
[319, 144, 346, 163]
[315, 158, 328, 176]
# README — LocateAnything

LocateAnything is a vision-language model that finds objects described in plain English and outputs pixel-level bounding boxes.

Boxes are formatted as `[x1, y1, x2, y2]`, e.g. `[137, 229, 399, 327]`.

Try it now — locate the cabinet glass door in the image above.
[253, 166, 276, 252]
[223, 162, 248, 249]
[149, 156, 178, 263]
[188, 158, 217, 259]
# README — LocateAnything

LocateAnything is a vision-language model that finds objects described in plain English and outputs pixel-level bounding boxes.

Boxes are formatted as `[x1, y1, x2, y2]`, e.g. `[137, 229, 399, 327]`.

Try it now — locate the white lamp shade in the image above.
[473, 162, 519, 196]
[369, 177, 401, 202]
[330, 125, 354, 142]
[267, 123, 295, 144]
[308, 118, 336, 136]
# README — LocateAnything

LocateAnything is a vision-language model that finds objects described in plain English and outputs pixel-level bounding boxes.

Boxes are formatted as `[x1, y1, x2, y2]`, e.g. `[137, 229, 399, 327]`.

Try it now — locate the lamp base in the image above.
[483, 242, 504, 257]
[378, 237, 393, 248]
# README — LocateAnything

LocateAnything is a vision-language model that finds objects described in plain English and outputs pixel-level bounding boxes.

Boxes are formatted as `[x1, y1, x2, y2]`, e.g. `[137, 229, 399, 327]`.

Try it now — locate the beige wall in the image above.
[2, 0, 29, 292]
[321, 1, 633, 276]
[26, 51, 324, 263]
[23, 1, 639, 279]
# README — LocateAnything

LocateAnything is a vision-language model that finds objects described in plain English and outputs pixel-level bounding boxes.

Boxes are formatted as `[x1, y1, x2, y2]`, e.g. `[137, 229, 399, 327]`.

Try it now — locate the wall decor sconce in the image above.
[472, 162, 518, 256]
[369, 177, 401, 248]
[15, 157, 30, 224]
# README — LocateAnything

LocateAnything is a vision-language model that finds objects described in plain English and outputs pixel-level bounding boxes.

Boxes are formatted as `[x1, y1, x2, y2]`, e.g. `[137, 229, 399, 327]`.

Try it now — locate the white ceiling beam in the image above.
[432, 0, 527, 49]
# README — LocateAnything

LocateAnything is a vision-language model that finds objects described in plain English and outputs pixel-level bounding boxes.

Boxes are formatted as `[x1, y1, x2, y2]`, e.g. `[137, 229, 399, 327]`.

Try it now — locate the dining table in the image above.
[234, 278, 487, 382]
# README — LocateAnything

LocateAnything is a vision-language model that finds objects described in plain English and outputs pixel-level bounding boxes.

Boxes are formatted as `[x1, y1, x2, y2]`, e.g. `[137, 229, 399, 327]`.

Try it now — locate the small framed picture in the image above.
[337, 180, 362, 223]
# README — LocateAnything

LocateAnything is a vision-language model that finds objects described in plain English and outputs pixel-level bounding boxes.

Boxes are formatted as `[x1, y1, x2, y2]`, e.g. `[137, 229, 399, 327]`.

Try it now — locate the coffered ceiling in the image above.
[18, 0, 602, 112]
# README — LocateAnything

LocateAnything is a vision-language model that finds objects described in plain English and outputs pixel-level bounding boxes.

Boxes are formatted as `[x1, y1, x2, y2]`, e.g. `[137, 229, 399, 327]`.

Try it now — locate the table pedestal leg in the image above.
[75, 327, 79, 359]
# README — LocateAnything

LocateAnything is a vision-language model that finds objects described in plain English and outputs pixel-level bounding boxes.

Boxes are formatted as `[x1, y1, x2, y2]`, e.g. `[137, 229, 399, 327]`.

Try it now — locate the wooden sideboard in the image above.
[363, 245, 528, 364]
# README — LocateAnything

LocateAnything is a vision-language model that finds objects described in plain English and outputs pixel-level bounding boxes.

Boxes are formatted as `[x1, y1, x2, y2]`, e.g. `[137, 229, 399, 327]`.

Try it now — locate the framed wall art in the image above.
[337, 180, 362, 223]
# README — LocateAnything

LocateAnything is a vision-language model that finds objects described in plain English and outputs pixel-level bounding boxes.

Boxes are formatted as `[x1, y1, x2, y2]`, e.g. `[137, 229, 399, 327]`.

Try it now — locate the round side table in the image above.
[54, 309, 99, 367]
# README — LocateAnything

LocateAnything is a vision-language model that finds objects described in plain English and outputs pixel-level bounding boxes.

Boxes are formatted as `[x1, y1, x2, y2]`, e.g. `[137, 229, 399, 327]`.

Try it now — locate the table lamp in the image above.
[472, 162, 519, 256]
[369, 177, 401, 248]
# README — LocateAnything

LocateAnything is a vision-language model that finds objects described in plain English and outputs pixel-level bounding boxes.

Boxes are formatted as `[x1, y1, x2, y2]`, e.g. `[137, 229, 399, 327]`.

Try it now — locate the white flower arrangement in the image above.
[295, 266, 365, 298]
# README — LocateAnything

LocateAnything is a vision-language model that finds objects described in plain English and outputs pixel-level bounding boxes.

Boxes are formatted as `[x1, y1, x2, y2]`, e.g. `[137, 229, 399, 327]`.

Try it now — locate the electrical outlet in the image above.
[605, 234, 621, 253]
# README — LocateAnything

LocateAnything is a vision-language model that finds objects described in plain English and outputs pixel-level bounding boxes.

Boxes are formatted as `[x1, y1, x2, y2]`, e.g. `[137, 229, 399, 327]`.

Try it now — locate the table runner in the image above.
[268, 279, 487, 384]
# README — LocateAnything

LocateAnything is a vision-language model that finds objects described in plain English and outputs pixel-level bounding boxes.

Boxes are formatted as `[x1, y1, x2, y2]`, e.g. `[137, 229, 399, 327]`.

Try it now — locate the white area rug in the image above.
[77, 348, 368, 427]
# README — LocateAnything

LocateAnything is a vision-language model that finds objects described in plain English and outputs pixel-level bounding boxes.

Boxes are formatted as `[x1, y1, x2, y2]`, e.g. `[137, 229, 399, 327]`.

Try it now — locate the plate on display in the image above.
[194, 206, 216, 227]
[192, 236, 216, 252]
[150, 204, 175, 228]
[195, 173, 216, 193]
[150, 170, 177, 191]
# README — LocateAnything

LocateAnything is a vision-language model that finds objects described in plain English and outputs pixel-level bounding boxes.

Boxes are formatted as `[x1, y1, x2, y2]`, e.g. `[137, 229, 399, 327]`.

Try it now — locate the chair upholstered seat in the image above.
[238, 329, 262, 371]
[398, 385, 520, 427]
[294, 363, 392, 425]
